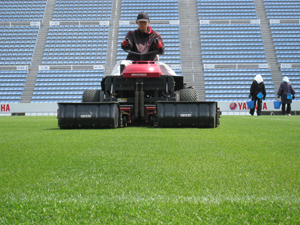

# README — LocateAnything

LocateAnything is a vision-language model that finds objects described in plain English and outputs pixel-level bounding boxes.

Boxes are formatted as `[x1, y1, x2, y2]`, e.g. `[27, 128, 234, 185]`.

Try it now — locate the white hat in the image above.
[254, 74, 263, 84]
[282, 76, 289, 82]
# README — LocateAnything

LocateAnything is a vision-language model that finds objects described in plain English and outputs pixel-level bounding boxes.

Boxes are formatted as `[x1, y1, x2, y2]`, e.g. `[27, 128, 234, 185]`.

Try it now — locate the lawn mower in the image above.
[58, 51, 220, 128]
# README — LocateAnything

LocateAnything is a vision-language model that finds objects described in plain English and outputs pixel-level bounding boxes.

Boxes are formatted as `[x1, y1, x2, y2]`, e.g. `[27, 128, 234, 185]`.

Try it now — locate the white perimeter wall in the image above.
[1, 101, 300, 116]
[218, 101, 300, 115]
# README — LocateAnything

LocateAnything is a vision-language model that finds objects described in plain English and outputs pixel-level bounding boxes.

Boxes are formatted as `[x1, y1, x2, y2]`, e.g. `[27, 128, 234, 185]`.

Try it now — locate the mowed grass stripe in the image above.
[0, 116, 299, 224]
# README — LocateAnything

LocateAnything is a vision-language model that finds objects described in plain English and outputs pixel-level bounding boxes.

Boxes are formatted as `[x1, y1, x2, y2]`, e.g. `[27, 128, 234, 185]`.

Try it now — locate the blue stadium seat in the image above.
[53, 0, 112, 21]
[203, 68, 276, 101]
[197, 0, 257, 20]
[264, 0, 300, 19]
[31, 70, 104, 103]
[0, 70, 27, 103]
[270, 23, 300, 64]
[42, 25, 109, 65]
[0, 1, 47, 22]
[199, 23, 267, 65]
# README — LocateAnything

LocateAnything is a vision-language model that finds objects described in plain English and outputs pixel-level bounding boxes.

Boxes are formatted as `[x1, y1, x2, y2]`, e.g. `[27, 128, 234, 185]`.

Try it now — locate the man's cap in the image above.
[137, 12, 150, 22]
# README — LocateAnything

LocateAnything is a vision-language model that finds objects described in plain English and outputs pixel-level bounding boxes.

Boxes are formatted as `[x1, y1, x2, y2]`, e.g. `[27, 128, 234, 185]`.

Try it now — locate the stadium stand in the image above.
[270, 23, 300, 64]
[33, 0, 112, 102]
[0, 0, 299, 105]
[264, 0, 300, 19]
[120, 0, 179, 20]
[197, 0, 275, 102]
[200, 23, 267, 64]
[263, 0, 300, 102]
[42, 25, 109, 65]
[0, 70, 27, 103]
[0, 1, 47, 22]
[197, 0, 257, 20]
[204, 68, 276, 101]
[0, 26, 39, 65]
[52, 0, 112, 21]
[31, 69, 104, 103]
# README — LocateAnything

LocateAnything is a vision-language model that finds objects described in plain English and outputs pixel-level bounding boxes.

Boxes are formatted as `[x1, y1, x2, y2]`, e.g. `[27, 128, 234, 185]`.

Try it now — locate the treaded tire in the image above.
[180, 89, 198, 101]
[82, 90, 100, 102]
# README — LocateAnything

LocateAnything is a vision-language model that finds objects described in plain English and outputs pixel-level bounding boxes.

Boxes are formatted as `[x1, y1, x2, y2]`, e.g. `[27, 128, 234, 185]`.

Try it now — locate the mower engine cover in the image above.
[122, 61, 162, 78]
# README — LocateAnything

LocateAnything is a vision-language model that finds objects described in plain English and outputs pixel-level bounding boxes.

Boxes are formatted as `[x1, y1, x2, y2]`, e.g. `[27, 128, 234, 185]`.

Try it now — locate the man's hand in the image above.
[122, 39, 129, 47]
[156, 42, 162, 49]
[153, 38, 162, 49]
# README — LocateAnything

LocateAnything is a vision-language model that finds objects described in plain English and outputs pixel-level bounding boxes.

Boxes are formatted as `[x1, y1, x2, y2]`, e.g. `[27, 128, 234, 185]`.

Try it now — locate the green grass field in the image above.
[0, 116, 299, 224]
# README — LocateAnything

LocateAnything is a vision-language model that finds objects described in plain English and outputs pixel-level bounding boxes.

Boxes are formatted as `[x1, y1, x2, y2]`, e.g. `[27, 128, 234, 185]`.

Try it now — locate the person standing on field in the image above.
[277, 76, 296, 116]
[249, 74, 266, 116]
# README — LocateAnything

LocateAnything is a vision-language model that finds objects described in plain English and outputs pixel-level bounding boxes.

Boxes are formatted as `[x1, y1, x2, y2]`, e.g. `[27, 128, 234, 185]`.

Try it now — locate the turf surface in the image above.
[0, 116, 299, 224]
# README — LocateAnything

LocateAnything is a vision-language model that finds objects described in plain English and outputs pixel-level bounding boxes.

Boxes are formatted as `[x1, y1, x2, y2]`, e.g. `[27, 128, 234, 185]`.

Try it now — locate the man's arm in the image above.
[154, 33, 165, 55]
[121, 32, 133, 51]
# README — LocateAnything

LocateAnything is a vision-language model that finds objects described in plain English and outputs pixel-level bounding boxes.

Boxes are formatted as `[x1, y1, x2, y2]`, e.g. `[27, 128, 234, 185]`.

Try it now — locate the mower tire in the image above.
[180, 88, 198, 101]
[82, 90, 100, 102]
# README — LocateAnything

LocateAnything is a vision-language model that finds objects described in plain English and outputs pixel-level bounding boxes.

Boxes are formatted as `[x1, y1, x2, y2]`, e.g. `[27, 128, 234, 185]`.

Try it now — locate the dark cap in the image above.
[136, 12, 150, 22]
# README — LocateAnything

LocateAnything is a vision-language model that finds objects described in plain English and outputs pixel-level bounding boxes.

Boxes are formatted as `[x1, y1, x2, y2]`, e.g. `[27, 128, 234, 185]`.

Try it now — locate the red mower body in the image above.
[122, 61, 162, 78]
